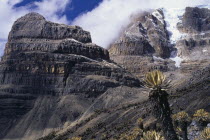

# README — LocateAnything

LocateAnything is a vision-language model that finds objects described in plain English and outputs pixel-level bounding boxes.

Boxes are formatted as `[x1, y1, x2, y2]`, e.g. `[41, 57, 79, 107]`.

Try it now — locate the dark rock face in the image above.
[0, 13, 140, 139]
[9, 13, 92, 43]
[5, 13, 109, 61]
[1, 7, 210, 140]
[175, 7, 210, 63]
[178, 7, 210, 33]
[109, 9, 171, 58]
[43, 7, 210, 140]
[109, 9, 175, 78]
[109, 55, 175, 78]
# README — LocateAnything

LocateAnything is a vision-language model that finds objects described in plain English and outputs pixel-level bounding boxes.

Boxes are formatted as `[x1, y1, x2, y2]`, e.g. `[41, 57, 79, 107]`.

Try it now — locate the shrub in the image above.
[132, 127, 143, 137]
[137, 118, 144, 129]
[193, 109, 210, 125]
[118, 127, 143, 140]
[172, 111, 191, 140]
[68, 137, 82, 140]
[173, 111, 191, 123]
[199, 127, 210, 140]
[140, 130, 165, 140]
[137, 118, 143, 125]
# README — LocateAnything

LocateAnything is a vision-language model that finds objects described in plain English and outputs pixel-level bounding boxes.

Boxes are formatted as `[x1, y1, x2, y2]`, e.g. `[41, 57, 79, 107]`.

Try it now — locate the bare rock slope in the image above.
[39, 7, 210, 140]
[109, 9, 175, 78]
[0, 13, 141, 140]
[0, 7, 209, 140]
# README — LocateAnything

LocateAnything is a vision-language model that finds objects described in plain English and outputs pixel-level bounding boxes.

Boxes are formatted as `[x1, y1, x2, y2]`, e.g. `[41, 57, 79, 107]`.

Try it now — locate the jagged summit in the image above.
[5, 12, 110, 60]
[16, 12, 46, 20]
[109, 9, 171, 59]
[9, 12, 91, 43]
[108, 6, 210, 76]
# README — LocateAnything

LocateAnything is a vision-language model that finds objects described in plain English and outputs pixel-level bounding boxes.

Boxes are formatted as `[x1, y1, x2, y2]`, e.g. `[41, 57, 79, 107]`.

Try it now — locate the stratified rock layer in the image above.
[41, 7, 210, 140]
[0, 7, 210, 140]
[0, 13, 140, 140]
[8, 13, 92, 43]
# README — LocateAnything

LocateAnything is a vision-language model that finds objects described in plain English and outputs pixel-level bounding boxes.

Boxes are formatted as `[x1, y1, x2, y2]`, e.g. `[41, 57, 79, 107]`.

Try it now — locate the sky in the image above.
[0, 0, 209, 55]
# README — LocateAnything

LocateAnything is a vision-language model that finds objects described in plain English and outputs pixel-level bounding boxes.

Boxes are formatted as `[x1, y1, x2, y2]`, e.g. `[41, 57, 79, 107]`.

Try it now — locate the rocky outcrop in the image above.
[0, 7, 210, 140]
[176, 7, 210, 61]
[4, 13, 109, 61]
[109, 55, 175, 78]
[178, 7, 210, 33]
[41, 64, 210, 140]
[109, 9, 175, 77]
[8, 13, 92, 43]
[0, 13, 141, 140]
[109, 9, 171, 58]
[38, 7, 210, 140]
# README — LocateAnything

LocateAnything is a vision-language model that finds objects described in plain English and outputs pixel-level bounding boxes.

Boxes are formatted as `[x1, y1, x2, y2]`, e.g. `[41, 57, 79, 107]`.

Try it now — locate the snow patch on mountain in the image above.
[153, 56, 164, 61]
[163, 5, 210, 67]
[163, 8, 185, 67]
[152, 10, 164, 24]
[163, 8, 185, 44]
[170, 56, 183, 68]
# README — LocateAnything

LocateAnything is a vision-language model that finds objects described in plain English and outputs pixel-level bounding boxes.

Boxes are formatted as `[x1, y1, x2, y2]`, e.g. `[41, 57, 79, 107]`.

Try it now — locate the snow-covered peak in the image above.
[163, 8, 186, 44]
[162, 8, 185, 67]
[152, 9, 164, 24]
[163, 4, 210, 44]
[163, 5, 210, 68]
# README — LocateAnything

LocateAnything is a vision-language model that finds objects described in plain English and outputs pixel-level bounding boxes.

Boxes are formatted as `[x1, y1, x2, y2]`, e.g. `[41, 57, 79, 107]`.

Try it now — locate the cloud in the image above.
[0, 0, 71, 55]
[33, 0, 70, 23]
[0, 0, 209, 54]
[73, 0, 210, 48]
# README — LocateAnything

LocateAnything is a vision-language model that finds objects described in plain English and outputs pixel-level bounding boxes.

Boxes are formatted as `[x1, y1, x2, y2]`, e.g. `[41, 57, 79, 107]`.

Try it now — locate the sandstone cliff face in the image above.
[0, 13, 140, 140]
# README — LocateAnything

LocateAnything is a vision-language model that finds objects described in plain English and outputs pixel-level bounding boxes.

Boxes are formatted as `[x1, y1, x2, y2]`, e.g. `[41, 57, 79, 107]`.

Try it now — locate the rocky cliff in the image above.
[109, 9, 176, 78]
[0, 13, 141, 140]
[109, 7, 210, 77]
[0, 7, 209, 140]
[176, 7, 210, 60]
[39, 7, 209, 140]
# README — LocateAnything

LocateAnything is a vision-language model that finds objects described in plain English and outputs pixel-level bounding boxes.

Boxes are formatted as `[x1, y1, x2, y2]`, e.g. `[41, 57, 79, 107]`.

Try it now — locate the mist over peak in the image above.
[73, 0, 210, 48]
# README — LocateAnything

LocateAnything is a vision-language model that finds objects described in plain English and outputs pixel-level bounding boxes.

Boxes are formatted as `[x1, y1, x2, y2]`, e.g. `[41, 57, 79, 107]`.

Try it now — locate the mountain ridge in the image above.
[0, 6, 209, 140]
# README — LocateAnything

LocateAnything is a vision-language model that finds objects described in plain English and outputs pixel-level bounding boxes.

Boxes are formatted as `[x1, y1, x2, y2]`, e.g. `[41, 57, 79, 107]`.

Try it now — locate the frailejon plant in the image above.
[172, 111, 191, 140]
[68, 137, 82, 140]
[198, 127, 210, 140]
[143, 70, 178, 140]
[193, 109, 210, 127]
[119, 127, 143, 140]
[137, 118, 144, 129]
[140, 130, 164, 140]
